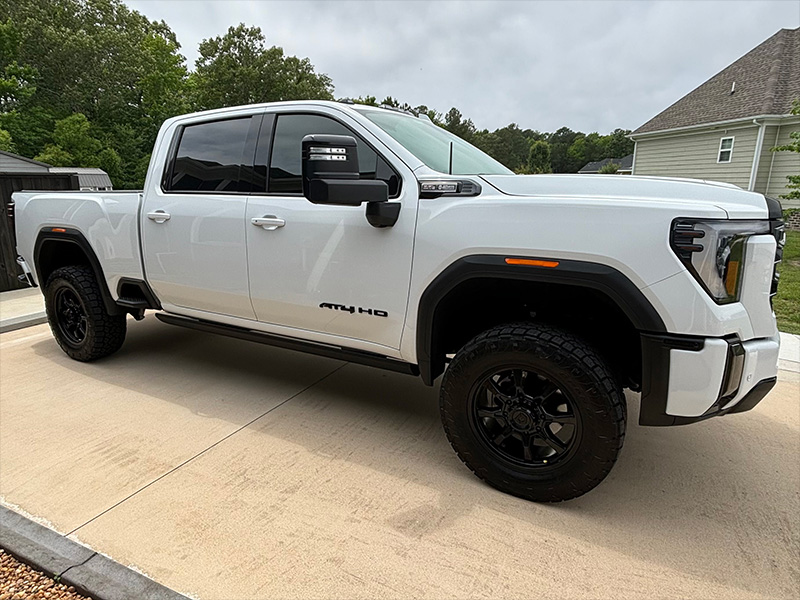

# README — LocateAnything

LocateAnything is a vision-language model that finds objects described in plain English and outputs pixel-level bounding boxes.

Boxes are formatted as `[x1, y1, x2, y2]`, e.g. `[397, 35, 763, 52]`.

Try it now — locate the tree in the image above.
[527, 140, 552, 174]
[548, 127, 580, 173]
[598, 162, 620, 174]
[33, 113, 116, 170]
[0, 127, 15, 152]
[191, 24, 333, 110]
[772, 99, 800, 200]
[1, 0, 190, 186]
[443, 108, 476, 143]
[0, 18, 38, 112]
[603, 128, 634, 159]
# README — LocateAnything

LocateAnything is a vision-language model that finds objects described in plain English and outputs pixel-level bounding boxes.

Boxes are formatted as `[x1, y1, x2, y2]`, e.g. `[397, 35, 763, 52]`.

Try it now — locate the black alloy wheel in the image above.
[470, 367, 580, 468]
[54, 287, 88, 346]
[440, 322, 626, 502]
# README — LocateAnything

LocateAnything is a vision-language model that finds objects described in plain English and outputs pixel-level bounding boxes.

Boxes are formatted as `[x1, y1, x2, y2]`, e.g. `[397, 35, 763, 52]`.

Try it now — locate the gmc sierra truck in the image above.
[11, 101, 785, 502]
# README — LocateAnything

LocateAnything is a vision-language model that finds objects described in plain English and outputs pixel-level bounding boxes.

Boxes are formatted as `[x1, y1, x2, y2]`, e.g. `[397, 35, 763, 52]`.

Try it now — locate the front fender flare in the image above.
[415, 255, 667, 385]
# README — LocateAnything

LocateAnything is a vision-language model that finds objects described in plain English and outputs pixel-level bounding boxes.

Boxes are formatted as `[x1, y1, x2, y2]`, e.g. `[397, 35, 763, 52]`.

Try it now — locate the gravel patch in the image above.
[0, 548, 91, 600]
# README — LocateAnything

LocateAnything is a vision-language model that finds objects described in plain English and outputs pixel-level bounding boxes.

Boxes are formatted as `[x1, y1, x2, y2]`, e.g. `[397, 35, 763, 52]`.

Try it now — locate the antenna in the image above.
[449, 142, 454, 175]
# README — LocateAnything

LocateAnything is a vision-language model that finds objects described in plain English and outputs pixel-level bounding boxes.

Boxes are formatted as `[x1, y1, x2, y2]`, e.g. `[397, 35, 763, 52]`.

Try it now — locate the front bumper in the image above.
[639, 332, 780, 426]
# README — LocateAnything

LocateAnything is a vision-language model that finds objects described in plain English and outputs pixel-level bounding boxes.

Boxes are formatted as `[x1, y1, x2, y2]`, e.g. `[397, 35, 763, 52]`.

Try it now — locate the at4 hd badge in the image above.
[319, 303, 388, 317]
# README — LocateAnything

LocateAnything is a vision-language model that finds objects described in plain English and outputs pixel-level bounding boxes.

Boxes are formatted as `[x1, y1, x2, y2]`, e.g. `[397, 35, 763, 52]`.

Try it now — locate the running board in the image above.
[155, 313, 420, 376]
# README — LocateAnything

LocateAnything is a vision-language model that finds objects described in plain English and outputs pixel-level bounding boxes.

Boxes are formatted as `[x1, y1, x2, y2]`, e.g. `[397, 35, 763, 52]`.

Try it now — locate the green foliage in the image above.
[0, 128, 15, 152]
[472, 123, 531, 172]
[0, 18, 38, 111]
[0, 0, 192, 186]
[443, 108, 476, 143]
[598, 162, 620, 174]
[191, 24, 332, 110]
[774, 230, 800, 334]
[1, 0, 635, 187]
[771, 99, 800, 200]
[527, 140, 552, 174]
[34, 143, 73, 166]
[33, 113, 117, 170]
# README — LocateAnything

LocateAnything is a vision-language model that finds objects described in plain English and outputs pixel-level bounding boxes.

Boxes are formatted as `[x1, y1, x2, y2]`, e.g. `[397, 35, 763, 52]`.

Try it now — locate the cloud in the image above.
[127, 0, 799, 133]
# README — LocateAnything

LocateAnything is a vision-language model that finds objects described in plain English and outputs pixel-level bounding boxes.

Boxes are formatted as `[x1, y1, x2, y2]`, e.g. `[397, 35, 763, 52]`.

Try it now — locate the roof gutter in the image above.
[748, 119, 766, 192]
[629, 114, 791, 140]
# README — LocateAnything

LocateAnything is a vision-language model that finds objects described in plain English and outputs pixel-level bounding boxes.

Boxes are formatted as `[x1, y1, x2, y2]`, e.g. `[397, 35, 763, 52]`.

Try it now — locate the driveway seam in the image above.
[66, 362, 348, 536]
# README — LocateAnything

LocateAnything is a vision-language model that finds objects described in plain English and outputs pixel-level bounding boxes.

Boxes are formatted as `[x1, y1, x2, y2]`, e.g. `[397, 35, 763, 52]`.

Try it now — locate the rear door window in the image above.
[168, 117, 252, 192]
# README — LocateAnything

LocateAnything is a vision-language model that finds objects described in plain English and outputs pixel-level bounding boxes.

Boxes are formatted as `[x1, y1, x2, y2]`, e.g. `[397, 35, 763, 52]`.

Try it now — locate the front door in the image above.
[142, 115, 259, 319]
[245, 110, 416, 350]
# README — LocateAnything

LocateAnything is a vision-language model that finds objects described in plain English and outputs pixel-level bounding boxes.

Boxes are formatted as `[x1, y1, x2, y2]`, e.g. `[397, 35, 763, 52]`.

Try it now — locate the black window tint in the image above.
[267, 114, 399, 196]
[170, 118, 251, 192]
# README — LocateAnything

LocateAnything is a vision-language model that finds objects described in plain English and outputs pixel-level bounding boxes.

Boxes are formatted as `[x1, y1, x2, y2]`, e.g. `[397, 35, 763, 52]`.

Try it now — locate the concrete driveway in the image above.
[1, 317, 798, 599]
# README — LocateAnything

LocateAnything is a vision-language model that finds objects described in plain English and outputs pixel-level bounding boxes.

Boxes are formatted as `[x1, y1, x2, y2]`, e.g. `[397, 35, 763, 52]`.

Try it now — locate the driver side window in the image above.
[264, 113, 400, 197]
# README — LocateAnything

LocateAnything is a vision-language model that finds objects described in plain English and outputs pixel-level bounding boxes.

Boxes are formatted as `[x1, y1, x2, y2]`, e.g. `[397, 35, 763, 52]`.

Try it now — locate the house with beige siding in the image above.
[630, 27, 800, 207]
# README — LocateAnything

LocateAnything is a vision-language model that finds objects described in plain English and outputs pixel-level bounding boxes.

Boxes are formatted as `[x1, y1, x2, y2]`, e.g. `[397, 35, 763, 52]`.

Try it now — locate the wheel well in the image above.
[427, 277, 643, 390]
[36, 239, 91, 284]
[34, 233, 123, 315]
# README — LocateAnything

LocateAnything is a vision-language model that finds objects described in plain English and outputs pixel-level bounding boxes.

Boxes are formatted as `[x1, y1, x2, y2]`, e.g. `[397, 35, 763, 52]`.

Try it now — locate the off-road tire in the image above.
[45, 265, 127, 361]
[440, 322, 626, 502]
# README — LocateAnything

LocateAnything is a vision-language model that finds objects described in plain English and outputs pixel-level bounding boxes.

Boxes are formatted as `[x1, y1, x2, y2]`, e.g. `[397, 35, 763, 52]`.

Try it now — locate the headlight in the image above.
[670, 219, 771, 304]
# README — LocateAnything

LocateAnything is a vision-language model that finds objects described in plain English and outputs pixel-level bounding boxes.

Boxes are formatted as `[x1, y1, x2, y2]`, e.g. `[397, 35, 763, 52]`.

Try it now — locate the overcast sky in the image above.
[126, 0, 799, 134]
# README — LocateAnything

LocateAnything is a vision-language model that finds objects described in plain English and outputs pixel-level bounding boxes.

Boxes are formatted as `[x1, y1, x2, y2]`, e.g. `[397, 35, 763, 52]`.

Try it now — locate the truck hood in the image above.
[478, 174, 769, 219]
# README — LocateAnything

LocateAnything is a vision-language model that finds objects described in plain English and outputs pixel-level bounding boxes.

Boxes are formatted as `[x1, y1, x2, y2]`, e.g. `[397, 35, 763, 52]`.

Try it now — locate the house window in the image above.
[717, 137, 734, 163]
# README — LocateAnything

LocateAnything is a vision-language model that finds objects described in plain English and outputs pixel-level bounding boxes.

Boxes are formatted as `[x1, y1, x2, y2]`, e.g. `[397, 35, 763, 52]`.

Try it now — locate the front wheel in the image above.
[45, 265, 127, 361]
[440, 322, 625, 502]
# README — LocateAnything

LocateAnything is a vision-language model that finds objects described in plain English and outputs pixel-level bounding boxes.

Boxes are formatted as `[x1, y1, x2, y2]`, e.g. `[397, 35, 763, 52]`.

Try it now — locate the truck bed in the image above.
[12, 189, 144, 295]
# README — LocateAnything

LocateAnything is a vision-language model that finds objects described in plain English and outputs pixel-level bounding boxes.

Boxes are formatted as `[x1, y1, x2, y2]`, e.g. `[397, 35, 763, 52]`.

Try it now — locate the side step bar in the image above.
[155, 313, 420, 377]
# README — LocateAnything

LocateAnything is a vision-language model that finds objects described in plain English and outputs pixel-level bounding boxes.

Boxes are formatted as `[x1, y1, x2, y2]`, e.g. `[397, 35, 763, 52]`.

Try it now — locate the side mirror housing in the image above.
[302, 134, 388, 206]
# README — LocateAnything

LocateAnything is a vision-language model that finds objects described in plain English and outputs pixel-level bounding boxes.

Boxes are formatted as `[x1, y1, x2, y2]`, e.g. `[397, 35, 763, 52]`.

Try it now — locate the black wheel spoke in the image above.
[476, 407, 503, 419]
[493, 426, 513, 445]
[541, 405, 576, 425]
[522, 436, 535, 461]
[537, 380, 559, 402]
[541, 428, 567, 453]
[512, 369, 525, 392]
[483, 379, 512, 404]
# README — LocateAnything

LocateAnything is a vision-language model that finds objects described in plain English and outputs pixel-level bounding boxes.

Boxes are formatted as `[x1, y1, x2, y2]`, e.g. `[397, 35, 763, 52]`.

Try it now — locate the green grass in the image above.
[775, 230, 800, 335]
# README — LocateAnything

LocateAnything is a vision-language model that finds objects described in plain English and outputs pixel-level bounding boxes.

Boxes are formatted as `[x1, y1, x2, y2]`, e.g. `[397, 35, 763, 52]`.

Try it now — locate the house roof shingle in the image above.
[578, 154, 633, 174]
[632, 27, 800, 135]
[0, 149, 52, 173]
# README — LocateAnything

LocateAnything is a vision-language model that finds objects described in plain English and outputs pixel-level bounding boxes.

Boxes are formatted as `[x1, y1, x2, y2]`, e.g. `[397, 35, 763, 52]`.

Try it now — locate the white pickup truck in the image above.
[11, 100, 785, 501]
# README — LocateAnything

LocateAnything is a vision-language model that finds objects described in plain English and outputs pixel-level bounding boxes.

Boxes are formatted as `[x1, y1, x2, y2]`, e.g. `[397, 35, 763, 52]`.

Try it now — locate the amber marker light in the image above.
[51, 228, 67, 233]
[505, 258, 559, 268]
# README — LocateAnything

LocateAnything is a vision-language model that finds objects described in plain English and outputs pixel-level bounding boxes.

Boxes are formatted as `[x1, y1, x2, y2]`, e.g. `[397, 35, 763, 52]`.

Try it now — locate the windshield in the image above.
[354, 108, 513, 176]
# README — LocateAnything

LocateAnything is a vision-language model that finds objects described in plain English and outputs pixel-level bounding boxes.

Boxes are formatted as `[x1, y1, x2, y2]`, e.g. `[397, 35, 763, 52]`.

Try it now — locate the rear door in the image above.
[142, 113, 262, 319]
[245, 109, 417, 350]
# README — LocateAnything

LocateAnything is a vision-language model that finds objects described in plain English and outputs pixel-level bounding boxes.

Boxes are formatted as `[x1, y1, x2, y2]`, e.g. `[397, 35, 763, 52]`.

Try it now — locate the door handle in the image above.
[251, 215, 285, 231]
[147, 210, 171, 224]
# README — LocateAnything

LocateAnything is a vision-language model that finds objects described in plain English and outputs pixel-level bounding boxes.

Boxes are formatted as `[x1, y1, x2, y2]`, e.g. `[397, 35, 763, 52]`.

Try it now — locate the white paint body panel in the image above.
[11, 100, 782, 424]
[723, 335, 780, 409]
[12, 190, 144, 297]
[244, 105, 417, 349]
[666, 338, 729, 417]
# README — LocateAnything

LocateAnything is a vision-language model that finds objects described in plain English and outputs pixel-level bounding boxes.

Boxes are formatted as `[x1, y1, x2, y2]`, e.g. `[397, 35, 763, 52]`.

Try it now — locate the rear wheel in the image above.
[45, 265, 126, 361]
[440, 322, 625, 502]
